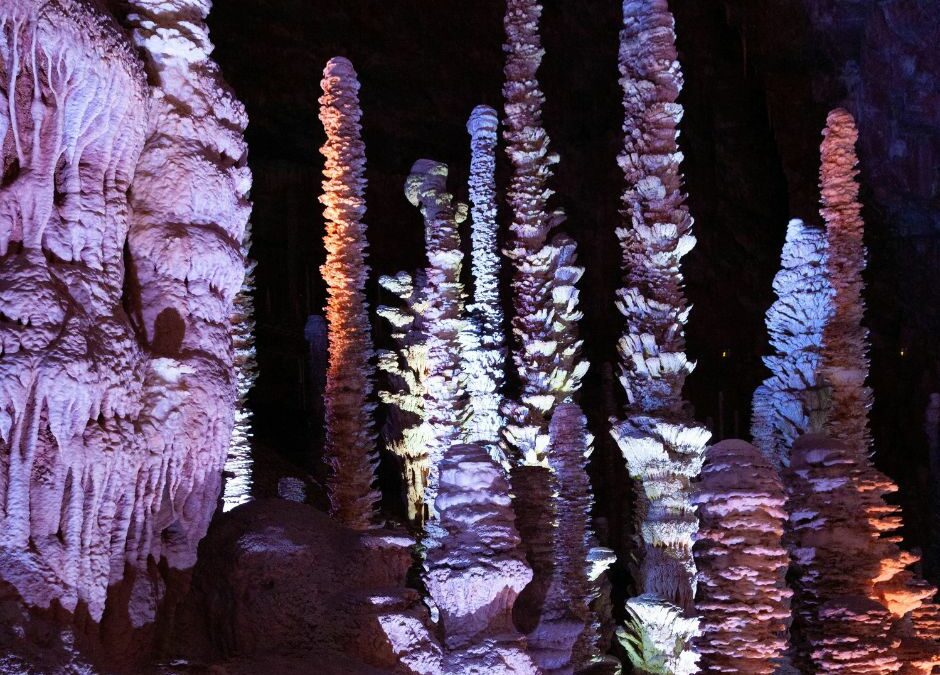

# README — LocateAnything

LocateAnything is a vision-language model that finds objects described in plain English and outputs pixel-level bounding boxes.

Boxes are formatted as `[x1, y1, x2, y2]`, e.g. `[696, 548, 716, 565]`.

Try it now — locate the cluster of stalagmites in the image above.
[692, 440, 791, 673]
[0, 0, 250, 629]
[785, 435, 940, 673]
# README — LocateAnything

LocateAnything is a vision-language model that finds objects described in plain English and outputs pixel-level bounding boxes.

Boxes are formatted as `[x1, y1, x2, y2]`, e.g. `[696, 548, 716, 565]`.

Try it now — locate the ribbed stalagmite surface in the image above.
[527, 402, 616, 674]
[751, 219, 834, 468]
[819, 108, 873, 458]
[223, 223, 259, 511]
[611, 1, 710, 669]
[464, 105, 507, 466]
[424, 442, 537, 674]
[318, 56, 379, 530]
[692, 440, 791, 674]
[403, 160, 468, 522]
[502, 0, 587, 466]
[0, 0, 249, 632]
[786, 434, 940, 673]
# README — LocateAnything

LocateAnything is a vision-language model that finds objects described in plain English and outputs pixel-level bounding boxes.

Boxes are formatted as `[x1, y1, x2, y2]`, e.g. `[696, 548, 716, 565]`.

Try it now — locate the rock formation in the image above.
[527, 402, 617, 674]
[786, 434, 940, 673]
[501, 0, 587, 465]
[463, 105, 507, 467]
[402, 160, 468, 522]
[0, 0, 249, 641]
[223, 223, 259, 512]
[318, 56, 380, 530]
[819, 108, 873, 458]
[692, 440, 791, 674]
[751, 219, 834, 468]
[424, 442, 537, 674]
[611, 0, 710, 669]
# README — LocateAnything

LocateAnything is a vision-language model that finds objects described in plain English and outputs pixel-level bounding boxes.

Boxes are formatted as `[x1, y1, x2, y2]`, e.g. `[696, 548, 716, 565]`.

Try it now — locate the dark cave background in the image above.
[207, 0, 940, 579]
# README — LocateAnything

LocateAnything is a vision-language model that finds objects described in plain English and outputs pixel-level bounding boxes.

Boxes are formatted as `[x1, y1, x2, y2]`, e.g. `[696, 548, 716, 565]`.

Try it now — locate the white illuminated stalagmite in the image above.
[0, 0, 250, 628]
[692, 440, 791, 674]
[819, 108, 874, 457]
[463, 105, 508, 465]
[751, 219, 834, 468]
[402, 160, 469, 521]
[223, 223, 259, 511]
[318, 56, 380, 530]
[611, 1, 710, 671]
[424, 442, 537, 674]
[785, 435, 940, 674]
[502, 0, 587, 466]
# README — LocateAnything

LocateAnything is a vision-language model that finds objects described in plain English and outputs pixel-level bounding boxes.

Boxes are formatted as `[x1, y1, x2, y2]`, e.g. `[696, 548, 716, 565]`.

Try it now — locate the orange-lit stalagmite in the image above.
[319, 57, 380, 530]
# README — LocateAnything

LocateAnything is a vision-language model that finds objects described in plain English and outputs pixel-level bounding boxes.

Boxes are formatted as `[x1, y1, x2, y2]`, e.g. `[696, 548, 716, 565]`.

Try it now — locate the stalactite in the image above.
[318, 56, 380, 530]
[785, 434, 940, 673]
[692, 440, 791, 674]
[819, 108, 873, 457]
[403, 159, 468, 522]
[750, 219, 834, 468]
[611, 1, 710, 670]
[527, 402, 618, 674]
[501, 0, 587, 466]
[223, 223, 258, 512]
[423, 442, 537, 674]
[463, 105, 507, 466]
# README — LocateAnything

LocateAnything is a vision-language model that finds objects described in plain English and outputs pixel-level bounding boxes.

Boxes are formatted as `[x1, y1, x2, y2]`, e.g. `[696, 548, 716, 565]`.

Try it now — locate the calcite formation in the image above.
[402, 159, 468, 523]
[223, 223, 259, 512]
[692, 440, 791, 674]
[318, 56, 379, 530]
[0, 0, 249, 630]
[786, 434, 940, 673]
[424, 442, 537, 674]
[528, 402, 616, 674]
[751, 219, 834, 468]
[819, 108, 874, 458]
[463, 105, 507, 467]
[502, 0, 587, 466]
[611, 0, 710, 668]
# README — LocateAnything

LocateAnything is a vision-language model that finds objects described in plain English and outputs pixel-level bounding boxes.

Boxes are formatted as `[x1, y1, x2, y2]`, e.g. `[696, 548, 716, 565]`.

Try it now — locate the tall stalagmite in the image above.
[424, 442, 537, 674]
[611, 1, 710, 670]
[403, 160, 468, 522]
[786, 434, 940, 674]
[819, 108, 873, 457]
[223, 223, 259, 511]
[692, 440, 791, 674]
[527, 402, 617, 674]
[463, 105, 507, 465]
[318, 56, 380, 529]
[502, 0, 587, 466]
[751, 219, 834, 468]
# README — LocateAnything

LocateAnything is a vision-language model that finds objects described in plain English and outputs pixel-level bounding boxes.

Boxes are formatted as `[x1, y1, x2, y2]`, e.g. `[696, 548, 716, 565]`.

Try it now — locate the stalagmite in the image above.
[463, 105, 507, 466]
[502, 0, 587, 466]
[611, 1, 710, 670]
[751, 219, 834, 468]
[402, 159, 469, 522]
[223, 224, 259, 511]
[785, 434, 940, 673]
[692, 440, 791, 674]
[424, 442, 537, 674]
[318, 56, 380, 529]
[0, 0, 250, 628]
[527, 402, 618, 674]
[819, 108, 874, 457]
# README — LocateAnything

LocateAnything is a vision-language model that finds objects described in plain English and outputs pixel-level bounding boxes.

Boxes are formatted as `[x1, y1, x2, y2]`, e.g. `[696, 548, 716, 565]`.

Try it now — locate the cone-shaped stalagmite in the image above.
[819, 108, 873, 458]
[612, 1, 710, 671]
[692, 440, 791, 673]
[502, 0, 587, 466]
[319, 57, 380, 529]
[751, 219, 834, 468]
